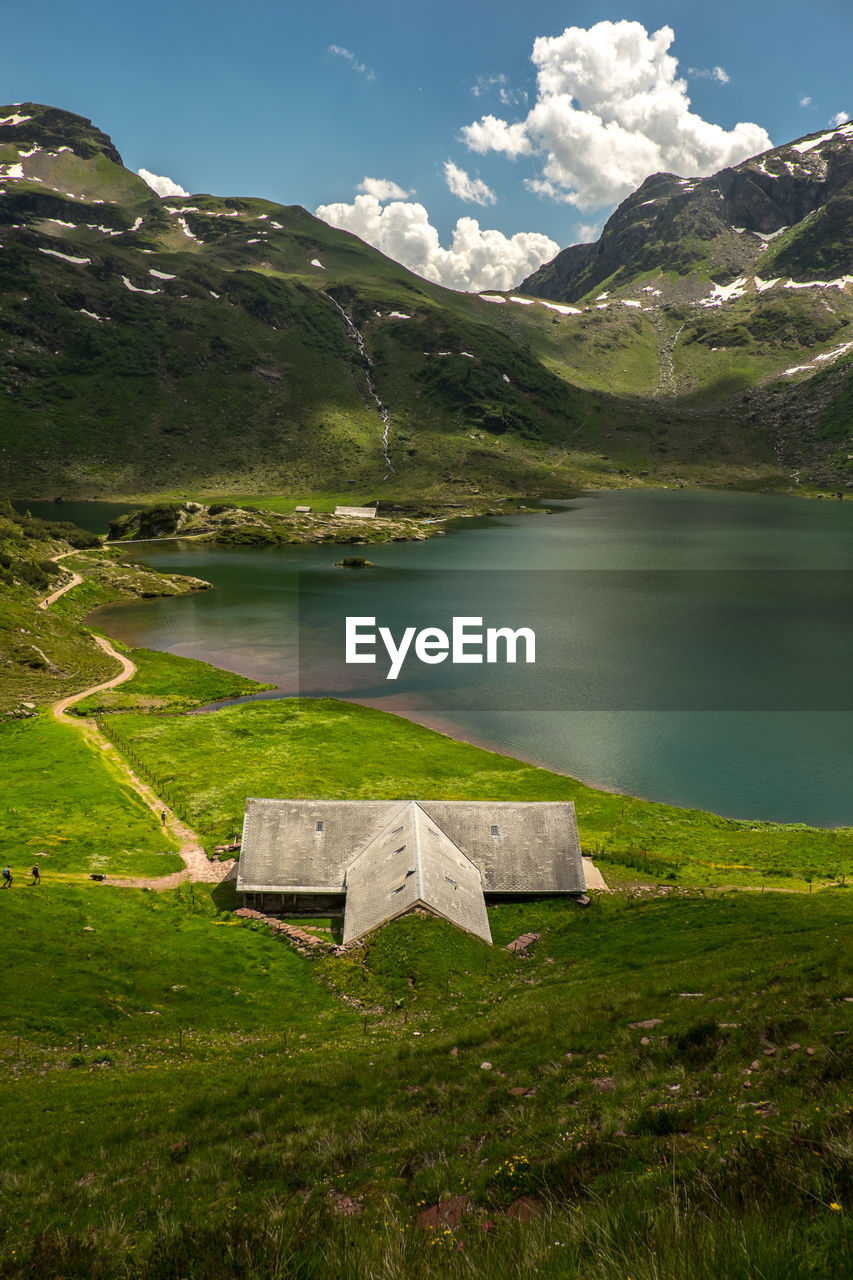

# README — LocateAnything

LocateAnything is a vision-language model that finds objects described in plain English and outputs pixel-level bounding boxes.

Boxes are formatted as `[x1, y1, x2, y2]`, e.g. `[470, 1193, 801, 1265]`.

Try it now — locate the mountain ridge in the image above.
[1, 103, 852, 499]
[521, 121, 853, 302]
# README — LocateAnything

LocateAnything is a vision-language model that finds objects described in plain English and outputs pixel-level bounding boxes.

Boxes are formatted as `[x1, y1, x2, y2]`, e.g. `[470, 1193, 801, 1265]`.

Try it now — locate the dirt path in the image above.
[582, 858, 609, 891]
[50, 628, 232, 889]
[38, 551, 84, 610]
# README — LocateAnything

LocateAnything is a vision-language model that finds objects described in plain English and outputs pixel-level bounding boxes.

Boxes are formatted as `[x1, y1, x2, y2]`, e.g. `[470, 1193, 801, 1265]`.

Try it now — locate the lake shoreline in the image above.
[84, 490, 853, 829]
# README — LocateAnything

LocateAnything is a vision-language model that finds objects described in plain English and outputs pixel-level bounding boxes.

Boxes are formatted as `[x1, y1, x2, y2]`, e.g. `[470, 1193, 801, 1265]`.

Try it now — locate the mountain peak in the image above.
[0, 102, 124, 166]
[520, 122, 853, 303]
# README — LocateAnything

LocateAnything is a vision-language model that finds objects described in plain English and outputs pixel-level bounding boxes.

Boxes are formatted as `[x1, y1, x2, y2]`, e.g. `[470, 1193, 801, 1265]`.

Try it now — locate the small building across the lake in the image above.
[334, 505, 377, 519]
[237, 799, 586, 945]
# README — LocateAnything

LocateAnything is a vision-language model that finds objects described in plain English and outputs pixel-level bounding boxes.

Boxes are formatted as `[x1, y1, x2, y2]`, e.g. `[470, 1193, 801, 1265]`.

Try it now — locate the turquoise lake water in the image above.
[86, 489, 853, 827]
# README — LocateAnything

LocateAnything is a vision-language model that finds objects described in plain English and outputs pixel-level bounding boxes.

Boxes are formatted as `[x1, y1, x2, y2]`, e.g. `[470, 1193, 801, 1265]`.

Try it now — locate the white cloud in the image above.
[461, 20, 771, 210]
[137, 168, 189, 198]
[800, 96, 813, 108]
[315, 192, 559, 292]
[444, 161, 496, 206]
[473, 73, 507, 98]
[357, 176, 412, 201]
[472, 73, 527, 107]
[328, 44, 374, 81]
[830, 110, 850, 126]
[575, 221, 603, 243]
[689, 65, 730, 84]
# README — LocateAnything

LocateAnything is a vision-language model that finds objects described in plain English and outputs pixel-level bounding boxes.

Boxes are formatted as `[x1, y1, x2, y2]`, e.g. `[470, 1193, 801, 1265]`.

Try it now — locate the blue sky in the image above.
[4, 0, 852, 289]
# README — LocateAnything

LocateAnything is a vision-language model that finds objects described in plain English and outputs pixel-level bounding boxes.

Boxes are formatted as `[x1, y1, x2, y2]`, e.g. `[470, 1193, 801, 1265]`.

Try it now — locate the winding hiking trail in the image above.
[45, 566, 232, 890]
[39, 551, 84, 610]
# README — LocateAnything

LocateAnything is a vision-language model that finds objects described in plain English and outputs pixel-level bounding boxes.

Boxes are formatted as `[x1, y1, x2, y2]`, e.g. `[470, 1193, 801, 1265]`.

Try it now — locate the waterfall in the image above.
[323, 293, 394, 477]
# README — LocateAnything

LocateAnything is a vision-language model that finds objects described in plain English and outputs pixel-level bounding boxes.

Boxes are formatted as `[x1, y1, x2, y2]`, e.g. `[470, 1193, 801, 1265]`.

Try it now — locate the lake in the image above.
[85, 489, 853, 827]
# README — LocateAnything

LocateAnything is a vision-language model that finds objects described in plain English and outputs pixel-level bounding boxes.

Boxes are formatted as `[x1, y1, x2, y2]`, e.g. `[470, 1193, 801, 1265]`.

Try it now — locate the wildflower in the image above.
[829, 1202, 842, 1212]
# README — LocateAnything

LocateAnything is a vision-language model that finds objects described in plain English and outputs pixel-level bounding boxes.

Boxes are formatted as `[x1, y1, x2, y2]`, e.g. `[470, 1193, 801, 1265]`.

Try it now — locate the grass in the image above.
[69, 644, 275, 715]
[0, 886, 849, 1278]
[98, 695, 853, 887]
[0, 881, 352, 1045]
[0, 714, 181, 877]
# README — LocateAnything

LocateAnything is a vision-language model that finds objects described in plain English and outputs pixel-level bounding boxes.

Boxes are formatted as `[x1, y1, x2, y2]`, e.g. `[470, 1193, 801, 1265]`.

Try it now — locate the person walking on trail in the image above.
[1, 867, 12, 888]
[30, 865, 40, 885]
[161, 810, 167, 827]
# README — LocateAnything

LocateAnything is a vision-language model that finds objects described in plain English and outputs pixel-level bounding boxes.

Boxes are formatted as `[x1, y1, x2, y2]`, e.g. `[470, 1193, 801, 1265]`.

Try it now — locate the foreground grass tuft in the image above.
[0, 888, 849, 1278]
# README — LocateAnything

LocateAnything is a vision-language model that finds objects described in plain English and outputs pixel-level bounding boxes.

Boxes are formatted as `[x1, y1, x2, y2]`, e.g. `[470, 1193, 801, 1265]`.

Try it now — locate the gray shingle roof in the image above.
[342, 802, 492, 944]
[237, 798, 584, 943]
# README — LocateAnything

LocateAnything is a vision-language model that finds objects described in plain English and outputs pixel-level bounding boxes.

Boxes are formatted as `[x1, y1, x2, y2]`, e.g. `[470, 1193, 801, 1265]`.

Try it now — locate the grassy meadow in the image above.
[1, 626, 850, 1276]
[0, 884, 850, 1278]
[95, 683, 853, 890]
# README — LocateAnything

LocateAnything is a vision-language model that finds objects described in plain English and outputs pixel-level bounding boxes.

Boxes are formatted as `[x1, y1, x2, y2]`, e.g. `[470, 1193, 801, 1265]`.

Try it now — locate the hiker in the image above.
[161, 810, 167, 826]
[31, 865, 40, 885]
[1, 867, 12, 889]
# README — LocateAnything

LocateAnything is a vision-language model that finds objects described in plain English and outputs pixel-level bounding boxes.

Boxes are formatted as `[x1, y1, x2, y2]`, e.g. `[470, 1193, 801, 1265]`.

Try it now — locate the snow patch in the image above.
[46, 218, 76, 228]
[784, 341, 853, 376]
[792, 130, 842, 154]
[18, 145, 40, 158]
[310, 258, 325, 268]
[0, 113, 32, 126]
[79, 309, 109, 322]
[0, 163, 24, 179]
[754, 227, 788, 241]
[621, 300, 641, 308]
[176, 217, 201, 242]
[122, 276, 160, 295]
[460, 352, 475, 358]
[270, 220, 283, 229]
[479, 293, 506, 303]
[698, 277, 749, 307]
[755, 277, 781, 293]
[596, 291, 609, 300]
[784, 276, 853, 291]
[149, 269, 176, 280]
[387, 311, 410, 319]
[38, 247, 90, 265]
[502, 373, 510, 383]
[209, 291, 220, 298]
[539, 300, 581, 315]
[509, 295, 535, 305]
[130, 216, 143, 232]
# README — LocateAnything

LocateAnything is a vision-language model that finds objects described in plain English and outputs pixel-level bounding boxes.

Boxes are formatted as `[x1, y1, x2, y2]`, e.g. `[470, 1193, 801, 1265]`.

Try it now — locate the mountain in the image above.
[519, 123, 853, 486]
[1, 104, 852, 500]
[522, 122, 853, 302]
[0, 103, 602, 502]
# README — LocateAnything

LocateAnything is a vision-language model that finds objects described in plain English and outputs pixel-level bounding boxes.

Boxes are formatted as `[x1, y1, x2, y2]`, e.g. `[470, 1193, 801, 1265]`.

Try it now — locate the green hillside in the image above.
[0, 881, 849, 1279]
[5, 103, 853, 503]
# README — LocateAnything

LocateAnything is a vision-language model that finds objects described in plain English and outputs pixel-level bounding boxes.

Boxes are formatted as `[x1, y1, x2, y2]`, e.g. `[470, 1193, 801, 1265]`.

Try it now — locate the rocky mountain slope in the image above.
[522, 122, 853, 302]
[2, 104, 852, 499]
[518, 123, 853, 486]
